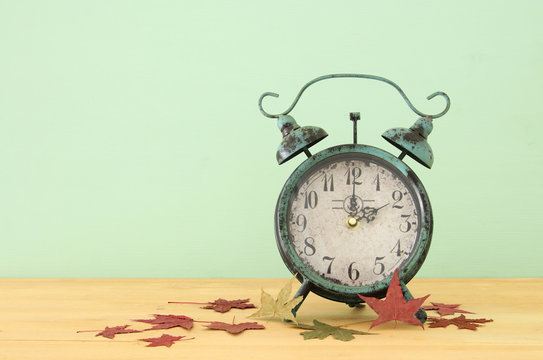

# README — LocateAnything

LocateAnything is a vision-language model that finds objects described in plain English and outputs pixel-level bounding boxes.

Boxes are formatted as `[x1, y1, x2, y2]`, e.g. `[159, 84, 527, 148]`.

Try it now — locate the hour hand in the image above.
[357, 203, 389, 223]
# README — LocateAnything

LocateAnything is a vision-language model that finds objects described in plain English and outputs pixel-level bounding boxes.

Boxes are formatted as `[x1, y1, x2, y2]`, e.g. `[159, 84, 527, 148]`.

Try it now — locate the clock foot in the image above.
[347, 302, 365, 309]
[289, 278, 312, 320]
[415, 307, 427, 324]
[400, 280, 427, 324]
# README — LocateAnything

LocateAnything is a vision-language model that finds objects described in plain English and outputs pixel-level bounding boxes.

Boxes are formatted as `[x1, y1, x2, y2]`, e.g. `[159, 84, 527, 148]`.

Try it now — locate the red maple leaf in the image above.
[168, 298, 256, 313]
[139, 334, 190, 347]
[422, 302, 474, 316]
[77, 325, 141, 339]
[427, 314, 493, 330]
[358, 269, 430, 329]
[134, 314, 194, 330]
[205, 320, 265, 334]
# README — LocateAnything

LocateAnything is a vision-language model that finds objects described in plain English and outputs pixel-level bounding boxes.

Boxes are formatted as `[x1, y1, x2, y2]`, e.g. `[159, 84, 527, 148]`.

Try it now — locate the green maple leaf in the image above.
[249, 278, 304, 322]
[297, 320, 375, 341]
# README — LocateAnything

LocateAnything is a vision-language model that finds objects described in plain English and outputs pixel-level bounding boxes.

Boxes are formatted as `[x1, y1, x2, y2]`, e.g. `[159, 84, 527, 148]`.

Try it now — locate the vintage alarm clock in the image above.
[258, 74, 451, 319]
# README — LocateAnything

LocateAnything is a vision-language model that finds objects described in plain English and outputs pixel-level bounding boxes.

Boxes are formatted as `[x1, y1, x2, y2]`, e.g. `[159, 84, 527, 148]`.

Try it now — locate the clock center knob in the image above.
[346, 216, 360, 230]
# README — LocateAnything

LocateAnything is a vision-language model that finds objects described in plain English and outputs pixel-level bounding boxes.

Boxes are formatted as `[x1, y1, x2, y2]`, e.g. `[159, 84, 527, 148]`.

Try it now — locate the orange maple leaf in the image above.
[358, 269, 430, 329]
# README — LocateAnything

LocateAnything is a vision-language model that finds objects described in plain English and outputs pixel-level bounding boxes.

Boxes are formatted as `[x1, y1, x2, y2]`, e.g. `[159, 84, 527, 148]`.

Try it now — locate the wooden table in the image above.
[1, 278, 541, 359]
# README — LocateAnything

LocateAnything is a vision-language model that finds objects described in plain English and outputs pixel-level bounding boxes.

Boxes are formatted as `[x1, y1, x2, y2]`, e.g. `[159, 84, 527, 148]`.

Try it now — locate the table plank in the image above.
[0, 278, 541, 359]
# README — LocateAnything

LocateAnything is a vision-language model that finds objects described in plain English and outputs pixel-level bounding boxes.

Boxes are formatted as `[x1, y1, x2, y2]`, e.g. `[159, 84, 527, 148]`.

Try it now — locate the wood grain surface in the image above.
[0, 278, 541, 359]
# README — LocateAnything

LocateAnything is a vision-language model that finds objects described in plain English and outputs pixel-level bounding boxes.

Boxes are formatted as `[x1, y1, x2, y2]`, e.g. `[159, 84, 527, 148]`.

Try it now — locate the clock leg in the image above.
[290, 279, 312, 319]
[400, 281, 427, 324]
[347, 302, 365, 309]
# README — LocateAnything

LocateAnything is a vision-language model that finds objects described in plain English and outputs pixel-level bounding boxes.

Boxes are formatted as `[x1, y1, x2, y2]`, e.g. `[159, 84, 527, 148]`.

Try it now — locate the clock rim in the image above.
[274, 144, 433, 303]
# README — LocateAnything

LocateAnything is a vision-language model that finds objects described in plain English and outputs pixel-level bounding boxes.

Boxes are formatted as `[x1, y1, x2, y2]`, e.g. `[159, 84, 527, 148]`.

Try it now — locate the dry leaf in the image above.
[297, 320, 374, 341]
[249, 278, 304, 322]
[358, 269, 430, 329]
[139, 334, 189, 347]
[422, 302, 474, 317]
[134, 314, 194, 331]
[427, 314, 493, 330]
[169, 298, 256, 313]
[202, 298, 256, 312]
[205, 320, 265, 334]
[93, 325, 141, 339]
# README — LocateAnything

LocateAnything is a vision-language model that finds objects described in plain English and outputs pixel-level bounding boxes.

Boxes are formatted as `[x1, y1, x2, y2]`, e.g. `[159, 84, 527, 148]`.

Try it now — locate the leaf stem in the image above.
[76, 330, 101, 333]
[336, 319, 374, 328]
[168, 301, 209, 305]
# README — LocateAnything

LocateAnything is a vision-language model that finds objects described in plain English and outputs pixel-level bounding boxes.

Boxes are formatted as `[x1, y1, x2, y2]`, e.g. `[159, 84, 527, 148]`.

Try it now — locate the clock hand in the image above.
[349, 182, 358, 216]
[357, 203, 390, 223]
[375, 202, 390, 212]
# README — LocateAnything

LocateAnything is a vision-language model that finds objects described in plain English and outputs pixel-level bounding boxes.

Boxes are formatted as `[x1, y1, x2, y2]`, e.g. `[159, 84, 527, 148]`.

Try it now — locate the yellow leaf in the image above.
[250, 278, 304, 322]
[248, 289, 275, 318]
[277, 277, 294, 305]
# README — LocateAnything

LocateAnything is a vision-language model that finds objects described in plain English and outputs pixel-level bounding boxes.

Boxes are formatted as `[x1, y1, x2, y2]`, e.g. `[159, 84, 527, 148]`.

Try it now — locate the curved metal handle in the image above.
[258, 73, 450, 120]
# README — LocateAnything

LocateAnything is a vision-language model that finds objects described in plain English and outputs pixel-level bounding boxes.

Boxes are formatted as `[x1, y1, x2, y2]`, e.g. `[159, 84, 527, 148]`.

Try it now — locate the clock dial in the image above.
[286, 153, 421, 287]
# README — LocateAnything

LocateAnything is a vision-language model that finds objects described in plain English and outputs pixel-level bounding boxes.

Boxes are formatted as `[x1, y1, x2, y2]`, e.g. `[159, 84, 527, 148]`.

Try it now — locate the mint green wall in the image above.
[1, 1, 541, 278]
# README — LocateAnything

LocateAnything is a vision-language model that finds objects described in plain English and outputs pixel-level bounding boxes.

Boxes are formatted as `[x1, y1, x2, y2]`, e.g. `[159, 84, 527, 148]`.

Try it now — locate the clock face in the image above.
[276, 145, 431, 298]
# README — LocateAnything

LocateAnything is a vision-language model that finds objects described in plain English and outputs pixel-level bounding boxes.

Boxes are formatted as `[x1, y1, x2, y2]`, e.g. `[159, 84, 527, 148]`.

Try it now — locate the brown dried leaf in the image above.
[202, 298, 256, 313]
[205, 321, 265, 334]
[94, 325, 141, 339]
[168, 298, 256, 313]
[422, 302, 474, 317]
[134, 314, 194, 331]
[427, 314, 493, 330]
[139, 334, 188, 347]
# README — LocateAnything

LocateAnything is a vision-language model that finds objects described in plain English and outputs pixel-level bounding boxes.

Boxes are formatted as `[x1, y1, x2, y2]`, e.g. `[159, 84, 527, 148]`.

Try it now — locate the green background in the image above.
[1, 1, 541, 278]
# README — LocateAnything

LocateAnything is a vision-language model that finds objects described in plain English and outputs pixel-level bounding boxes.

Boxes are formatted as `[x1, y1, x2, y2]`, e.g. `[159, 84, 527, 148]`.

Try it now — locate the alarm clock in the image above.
[259, 74, 450, 318]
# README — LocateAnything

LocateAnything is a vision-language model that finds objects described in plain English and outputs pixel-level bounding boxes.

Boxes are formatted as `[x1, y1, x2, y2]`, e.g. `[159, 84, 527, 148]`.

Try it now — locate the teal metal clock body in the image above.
[274, 144, 433, 305]
[258, 73, 450, 315]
